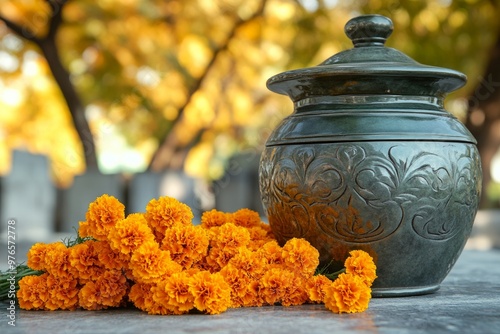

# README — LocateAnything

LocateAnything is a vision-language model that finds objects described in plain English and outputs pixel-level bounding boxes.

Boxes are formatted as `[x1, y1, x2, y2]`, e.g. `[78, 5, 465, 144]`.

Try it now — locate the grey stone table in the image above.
[1, 249, 499, 334]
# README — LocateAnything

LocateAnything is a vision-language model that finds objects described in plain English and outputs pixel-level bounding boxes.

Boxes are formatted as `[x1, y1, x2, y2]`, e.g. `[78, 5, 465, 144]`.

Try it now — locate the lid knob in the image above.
[345, 15, 393, 47]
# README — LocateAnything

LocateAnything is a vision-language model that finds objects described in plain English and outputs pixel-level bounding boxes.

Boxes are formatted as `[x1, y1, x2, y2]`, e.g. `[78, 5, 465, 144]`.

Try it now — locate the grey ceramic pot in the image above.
[259, 15, 482, 297]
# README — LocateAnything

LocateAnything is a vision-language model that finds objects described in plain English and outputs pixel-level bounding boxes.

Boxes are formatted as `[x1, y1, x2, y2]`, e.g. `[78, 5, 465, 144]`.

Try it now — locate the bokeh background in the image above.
[1, 0, 500, 256]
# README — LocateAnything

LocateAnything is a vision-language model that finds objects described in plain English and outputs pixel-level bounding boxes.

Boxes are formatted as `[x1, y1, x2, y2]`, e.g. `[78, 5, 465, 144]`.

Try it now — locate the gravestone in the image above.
[213, 152, 264, 216]
[127, 170, 204, 224]
[0, 150, 56, 241]
[57, 170, 126, 233]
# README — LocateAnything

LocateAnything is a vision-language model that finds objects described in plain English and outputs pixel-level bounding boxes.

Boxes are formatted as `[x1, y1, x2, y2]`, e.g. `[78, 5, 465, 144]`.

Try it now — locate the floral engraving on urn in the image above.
[259, 143, 480, 244]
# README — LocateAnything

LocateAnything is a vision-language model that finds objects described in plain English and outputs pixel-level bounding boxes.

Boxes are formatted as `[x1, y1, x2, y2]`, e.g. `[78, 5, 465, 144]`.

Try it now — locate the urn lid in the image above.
[265, 14, 476, 146]
[267, 15, 467, 99]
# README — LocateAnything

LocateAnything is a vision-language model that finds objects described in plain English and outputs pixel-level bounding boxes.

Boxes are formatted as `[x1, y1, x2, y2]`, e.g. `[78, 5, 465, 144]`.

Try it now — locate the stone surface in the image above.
[1, 249, 499, 334]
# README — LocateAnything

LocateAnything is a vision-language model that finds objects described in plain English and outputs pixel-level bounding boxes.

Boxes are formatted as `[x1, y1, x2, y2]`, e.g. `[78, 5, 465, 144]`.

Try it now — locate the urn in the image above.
[258, 15, 482, 296]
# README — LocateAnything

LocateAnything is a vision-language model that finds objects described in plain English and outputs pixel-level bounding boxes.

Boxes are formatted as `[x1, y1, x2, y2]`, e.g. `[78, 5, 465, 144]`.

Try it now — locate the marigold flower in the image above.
[44, 242, 74, 279]
[324, 273, 372, 314]
[306, 274, 332, 303]
[152, 271, 194, 314]
[220, 264, 261, 308]
[26, 242, 52, 271]
[78, 270, 128, 310]
[44, 274, 79, 311]
[144, 196, 193, 242]
[107, 213, 156, 256]
[129, 241, 182, 284]
[258, 240, 283, 267]
[247, 225, 274, 251]
[201, 209, 230, 229]
[188, 271, 231, 315]
[227, 247, 266, 280]
[344, 250, 377, 287]
[129, 283, 155, 312]
[205, 246, 238, 272]
[83, 194, 125, 241]
[69, 240, 105, 283]
[281, 275, 308, 307]
[282, 238, 319, 278]
[231, 208, 261, 228]
[95, 241, 129, 270]
[259, 268, 293, 305]
[17, 273, 49, 310]
[161, 224, 209, 269]
[210, 223, 250, 250]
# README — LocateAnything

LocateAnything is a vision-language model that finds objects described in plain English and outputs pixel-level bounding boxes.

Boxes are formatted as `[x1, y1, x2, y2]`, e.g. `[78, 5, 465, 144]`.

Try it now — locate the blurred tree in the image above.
[1, 0, 499, 207]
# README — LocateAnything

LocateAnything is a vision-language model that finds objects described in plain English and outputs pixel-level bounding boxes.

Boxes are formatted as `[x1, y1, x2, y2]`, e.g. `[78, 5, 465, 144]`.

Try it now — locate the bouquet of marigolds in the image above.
[1, 194, 377, 315]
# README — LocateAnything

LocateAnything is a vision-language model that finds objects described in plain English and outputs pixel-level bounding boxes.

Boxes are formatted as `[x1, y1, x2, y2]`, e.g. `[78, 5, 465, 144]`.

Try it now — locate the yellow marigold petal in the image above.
[69, 240, 104, 283]
[152, 272, 194, 314]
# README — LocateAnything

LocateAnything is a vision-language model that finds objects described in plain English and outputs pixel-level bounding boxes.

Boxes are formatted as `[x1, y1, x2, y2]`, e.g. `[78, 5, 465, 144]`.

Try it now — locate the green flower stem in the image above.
[0, 265, 44, 301]
[323, 268, 346, 281]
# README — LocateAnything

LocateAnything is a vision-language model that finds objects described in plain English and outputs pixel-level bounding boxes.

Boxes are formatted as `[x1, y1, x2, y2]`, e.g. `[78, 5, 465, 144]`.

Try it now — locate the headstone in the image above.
[127, 170, 204, 224]
[57, 170, 125, 233]
[213, 152, 264, 216]
[0, 150, 56, 240]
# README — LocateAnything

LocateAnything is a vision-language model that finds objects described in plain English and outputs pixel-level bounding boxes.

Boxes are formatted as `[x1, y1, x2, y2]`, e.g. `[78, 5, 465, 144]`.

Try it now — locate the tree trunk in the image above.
[39, 37, 98, 169]
[465, 28, 500, 208]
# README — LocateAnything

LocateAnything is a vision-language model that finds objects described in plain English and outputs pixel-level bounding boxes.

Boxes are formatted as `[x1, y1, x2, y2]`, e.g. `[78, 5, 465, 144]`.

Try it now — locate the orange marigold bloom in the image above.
[161, 224, 209, 269]
[228, 247, 266, 280]
[26, 242, 52, 271]
[231, 208, 261, 228]
[17, 273, 49, 310]
[95, 241, 129, 270]
[324, 273, 372, 314]
[306, 274, 332, 303]
[258, 240, 283, 267]
[205, 246, 238, 272]
[83, 194, 125, 241]
[344, 250, 377, 287]
[259, 268, 291, 305]
[200, 209, 230, 229]
[247, 225, 274, 251]
[128, 283, 156, 312]
[282, 238, 319, 278]
[152, 271, 194, 315]
[107, 213, 156, 256]
[188, 271, 231, 315]
[144, 196, 193, 242]
[210, 223, 250, 250]
[44, 274, 80, 311]
[69, 240, 104, 283]
[78, 270, 128, 310]
[281, 275, 308, 307]
[220, 264, 261, 308]
[44, 242, 74, 279]
[129, 241, 182, 284]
